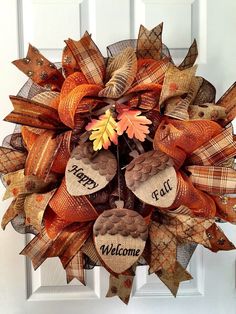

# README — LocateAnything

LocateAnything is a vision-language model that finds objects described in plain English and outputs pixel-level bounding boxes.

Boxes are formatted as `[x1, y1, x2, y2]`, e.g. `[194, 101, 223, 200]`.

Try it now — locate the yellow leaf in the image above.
[85, 109, 118, 151]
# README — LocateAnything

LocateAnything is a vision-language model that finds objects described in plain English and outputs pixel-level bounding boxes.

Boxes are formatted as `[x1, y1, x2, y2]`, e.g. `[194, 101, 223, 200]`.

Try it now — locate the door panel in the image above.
[1, 1, 236, 313]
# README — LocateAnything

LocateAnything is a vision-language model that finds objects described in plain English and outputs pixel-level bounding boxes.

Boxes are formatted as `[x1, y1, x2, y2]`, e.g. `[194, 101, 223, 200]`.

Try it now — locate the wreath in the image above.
[1, 23, 236, 304]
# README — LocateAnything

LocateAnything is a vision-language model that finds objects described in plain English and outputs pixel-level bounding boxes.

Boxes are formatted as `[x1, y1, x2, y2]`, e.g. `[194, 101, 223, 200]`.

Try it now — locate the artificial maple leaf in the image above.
[117, 109, 152, 141]
[85, 109, 118, 151]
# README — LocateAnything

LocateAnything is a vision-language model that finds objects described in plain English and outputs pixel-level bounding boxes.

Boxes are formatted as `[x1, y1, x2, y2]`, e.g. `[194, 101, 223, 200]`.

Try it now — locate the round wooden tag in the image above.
[125, 150, 177, 208]
[93, 208, 148, 274]
[65, 143, 117, 196]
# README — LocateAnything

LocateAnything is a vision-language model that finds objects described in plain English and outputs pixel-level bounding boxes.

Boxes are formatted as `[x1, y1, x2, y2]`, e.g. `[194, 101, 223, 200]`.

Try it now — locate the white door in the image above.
[1, 0, 236, 313]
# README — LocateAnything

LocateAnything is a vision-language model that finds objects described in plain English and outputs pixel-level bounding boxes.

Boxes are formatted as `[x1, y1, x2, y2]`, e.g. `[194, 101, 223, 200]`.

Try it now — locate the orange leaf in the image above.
[117, 109, 152, 141]
[85, 109, 118, 151]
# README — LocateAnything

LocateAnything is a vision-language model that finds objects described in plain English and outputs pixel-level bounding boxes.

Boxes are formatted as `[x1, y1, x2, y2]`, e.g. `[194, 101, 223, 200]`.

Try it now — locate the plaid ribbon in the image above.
[66, 251, 85, 284]
[132, 58, 169, 87]
[188, 126, 236, 166]
[65, 33, 105, 85]
[59, 222, 93, 268]
[186, 165, 236, 194]
[20, 225, 80, 270]
[44, 224, 82, 259]
[20, 228, 53, 270]
[21, 222, 92, 270]
[62, 45, 80, 77]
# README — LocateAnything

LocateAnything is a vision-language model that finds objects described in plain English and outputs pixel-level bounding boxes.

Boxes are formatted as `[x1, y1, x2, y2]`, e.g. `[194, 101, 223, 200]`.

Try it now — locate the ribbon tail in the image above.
[66, 251, 85, 285]
[156, 262, 192, 297]
[216, 81, 236, 125]
[59, 222, 93, 269]
[12, 44, 64, 91]
[178, 39, 198, 70]
[106, 273, 135, 305]
[136, 23, 163, 61]
[1, 198, 20, 230]
[20, 228, 53, 270]
[206, 224, 235, 252]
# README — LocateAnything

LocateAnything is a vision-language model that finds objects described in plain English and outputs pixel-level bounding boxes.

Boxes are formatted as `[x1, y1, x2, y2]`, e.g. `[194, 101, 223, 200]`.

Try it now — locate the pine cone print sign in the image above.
[66, 143, 117, 195]
[125, 150, 177, 207]
[93, 208, 148, 273]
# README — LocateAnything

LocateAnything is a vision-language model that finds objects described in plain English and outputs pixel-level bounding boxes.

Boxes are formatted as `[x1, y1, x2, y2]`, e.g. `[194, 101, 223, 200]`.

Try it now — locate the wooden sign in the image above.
[93, 208, 148, 274]
[65, 143, 117, 196]
[131, 166, 177, 207]
[125, 150, 177, 208]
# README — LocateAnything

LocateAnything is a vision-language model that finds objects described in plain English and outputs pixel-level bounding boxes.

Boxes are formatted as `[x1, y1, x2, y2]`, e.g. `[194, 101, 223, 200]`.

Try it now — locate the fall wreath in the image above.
[1, 23, 236, 304]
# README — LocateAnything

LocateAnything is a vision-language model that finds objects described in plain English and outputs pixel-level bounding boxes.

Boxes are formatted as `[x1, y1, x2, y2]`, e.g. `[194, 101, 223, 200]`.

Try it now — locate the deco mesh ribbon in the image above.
[1, 23, 236, 304]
